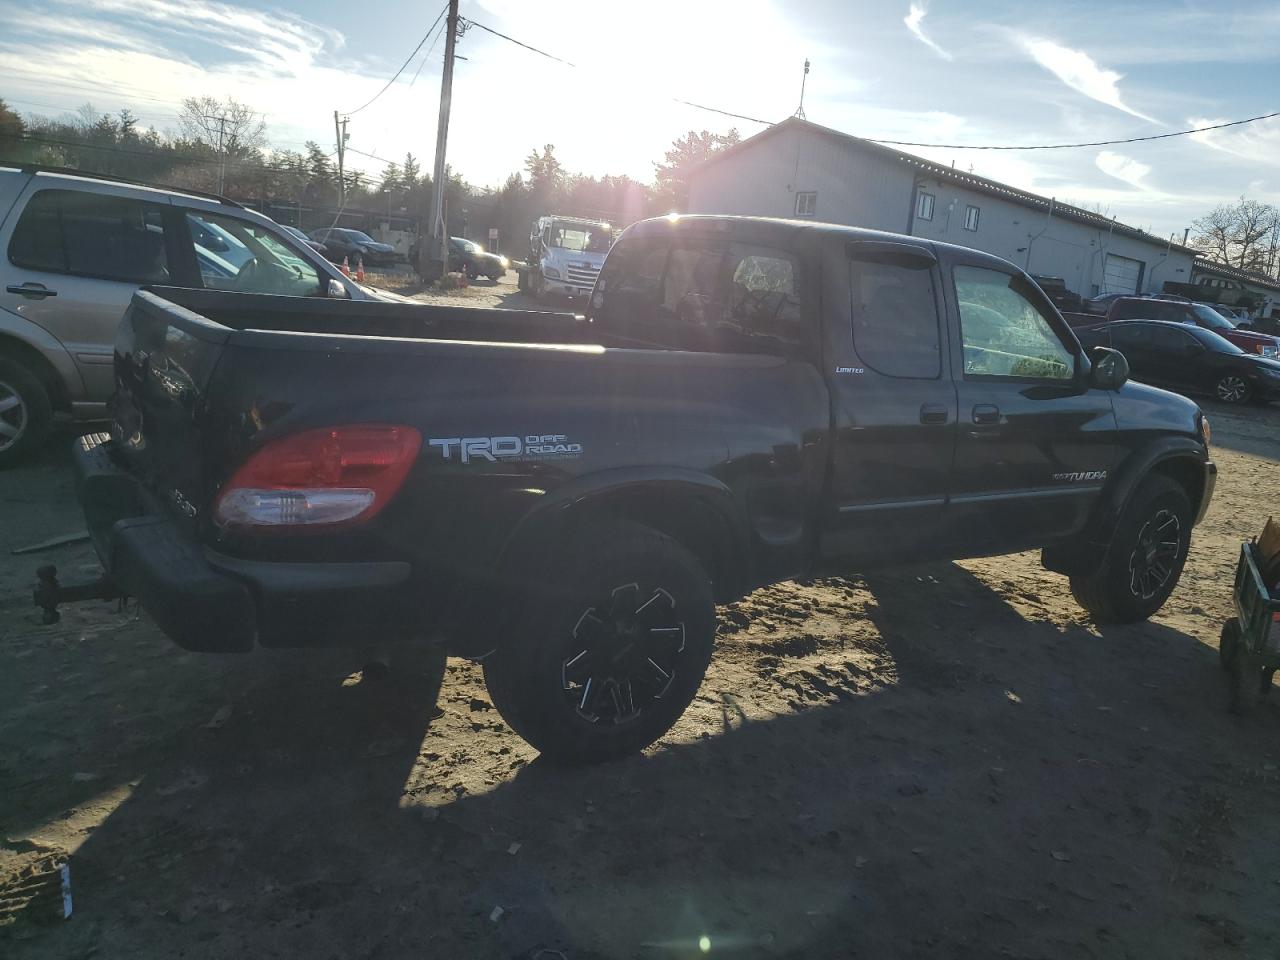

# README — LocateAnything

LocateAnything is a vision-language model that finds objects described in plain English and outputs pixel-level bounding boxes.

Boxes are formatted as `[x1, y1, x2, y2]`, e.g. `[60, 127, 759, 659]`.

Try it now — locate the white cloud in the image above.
[1095, 150, 1151, 189]
[1188, 115, 1280, 168]
[904, 3, 952, 61]
[1019, 36, 1157, 123]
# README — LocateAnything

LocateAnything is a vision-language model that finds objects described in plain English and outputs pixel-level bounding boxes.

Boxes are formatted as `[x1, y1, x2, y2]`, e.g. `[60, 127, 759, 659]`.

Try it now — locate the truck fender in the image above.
[0, 309, 85, 407]
[1042, 437, 1208, 576]
[497, 467, 755, 602]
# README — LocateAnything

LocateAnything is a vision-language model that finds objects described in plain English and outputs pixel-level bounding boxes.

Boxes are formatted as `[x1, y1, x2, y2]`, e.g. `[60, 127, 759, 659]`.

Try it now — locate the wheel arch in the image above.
[0, 329, 74, 413]
[499, 469, 754, 605]
[1043, 438, 1208, 576]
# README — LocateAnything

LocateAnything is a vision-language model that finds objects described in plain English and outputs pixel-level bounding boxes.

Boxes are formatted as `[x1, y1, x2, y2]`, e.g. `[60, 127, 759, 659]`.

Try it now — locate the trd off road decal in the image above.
[428, 434, 584, 464]
[1052, 470, 1107, 482]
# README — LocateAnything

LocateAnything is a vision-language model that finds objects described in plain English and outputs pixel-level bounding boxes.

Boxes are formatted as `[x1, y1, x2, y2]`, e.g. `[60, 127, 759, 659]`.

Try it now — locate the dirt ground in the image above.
[3, 349, 1280, 957]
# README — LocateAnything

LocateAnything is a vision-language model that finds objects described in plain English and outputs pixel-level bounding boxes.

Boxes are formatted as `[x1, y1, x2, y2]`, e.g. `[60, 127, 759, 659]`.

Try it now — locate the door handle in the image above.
[6, 283, 57, 299]
[919, 403, 950, 425]
[972, 404, 1001, 424]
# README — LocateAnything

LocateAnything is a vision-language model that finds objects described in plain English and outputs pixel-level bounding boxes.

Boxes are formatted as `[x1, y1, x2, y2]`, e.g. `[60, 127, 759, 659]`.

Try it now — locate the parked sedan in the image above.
[1076, 319, 1280, 404]
[282, 225, 326, 252]
[308, 227, 398, 266]
[1107, 296, 1280, 358]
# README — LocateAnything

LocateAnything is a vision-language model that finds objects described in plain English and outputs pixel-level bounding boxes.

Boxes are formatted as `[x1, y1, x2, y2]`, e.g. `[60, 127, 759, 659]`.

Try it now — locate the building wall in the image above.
[907, 176, 1194, 297]
[690, 132, 1193, 298]
[687, 126, 915, 232]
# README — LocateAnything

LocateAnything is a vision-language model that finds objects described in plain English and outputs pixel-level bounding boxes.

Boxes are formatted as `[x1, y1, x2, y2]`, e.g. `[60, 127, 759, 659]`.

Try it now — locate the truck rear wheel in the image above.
[483, 521, 716, 764]
[1069, 475, 1192, 623]
[0, 357, 53, 468]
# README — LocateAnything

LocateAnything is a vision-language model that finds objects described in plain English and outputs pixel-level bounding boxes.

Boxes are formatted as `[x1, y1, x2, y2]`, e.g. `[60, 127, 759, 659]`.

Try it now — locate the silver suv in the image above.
[0, 166, 388, 465]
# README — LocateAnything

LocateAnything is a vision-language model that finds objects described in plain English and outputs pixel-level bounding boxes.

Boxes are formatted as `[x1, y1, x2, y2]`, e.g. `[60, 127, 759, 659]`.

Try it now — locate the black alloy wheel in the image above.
[1127, 508, 1182, 601]
[561, 582, 685, 726]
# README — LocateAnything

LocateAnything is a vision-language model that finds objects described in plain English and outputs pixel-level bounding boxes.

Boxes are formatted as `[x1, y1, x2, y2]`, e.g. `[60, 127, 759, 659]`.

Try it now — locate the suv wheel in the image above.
[0, 357, 52, 468]
[1216, 373, 1250, 404]
[1069, 475, 1192, 623]
[483, 521, 716, 764]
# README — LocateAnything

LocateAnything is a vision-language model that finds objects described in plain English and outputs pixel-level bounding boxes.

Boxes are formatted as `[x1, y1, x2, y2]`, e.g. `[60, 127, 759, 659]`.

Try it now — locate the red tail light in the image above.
[214, 425, 421, 528]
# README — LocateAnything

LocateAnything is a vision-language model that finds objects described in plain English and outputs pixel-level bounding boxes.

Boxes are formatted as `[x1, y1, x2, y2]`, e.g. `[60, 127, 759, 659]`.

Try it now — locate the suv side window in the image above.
[186, 211, 322, 297]
[954, 265, 1074, 380]
[9, 189, 170, 283]
[850, 255, 940, 378]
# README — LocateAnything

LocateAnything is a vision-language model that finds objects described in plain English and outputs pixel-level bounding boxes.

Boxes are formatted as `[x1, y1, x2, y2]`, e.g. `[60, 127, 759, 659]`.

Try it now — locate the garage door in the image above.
[1102, 254, 1143, 294]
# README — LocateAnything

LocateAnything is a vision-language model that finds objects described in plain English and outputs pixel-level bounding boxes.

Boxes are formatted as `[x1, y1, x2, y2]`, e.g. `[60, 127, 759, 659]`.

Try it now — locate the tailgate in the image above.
[109, 290, 233, 530]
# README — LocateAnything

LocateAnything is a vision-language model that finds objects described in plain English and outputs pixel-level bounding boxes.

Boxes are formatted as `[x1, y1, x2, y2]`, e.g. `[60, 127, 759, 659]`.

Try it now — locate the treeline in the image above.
[0, 95, 739, 247]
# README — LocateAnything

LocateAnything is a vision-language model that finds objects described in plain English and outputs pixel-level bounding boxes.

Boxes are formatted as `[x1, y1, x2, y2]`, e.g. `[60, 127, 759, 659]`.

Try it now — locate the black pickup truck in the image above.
[58, 216, 1216, 763]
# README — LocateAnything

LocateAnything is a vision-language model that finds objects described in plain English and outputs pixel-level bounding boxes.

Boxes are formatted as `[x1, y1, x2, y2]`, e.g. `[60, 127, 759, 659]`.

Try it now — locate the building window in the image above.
[963, 205, 980, 232]
[916, 191, 935, 222]
[794, 191, 817, 217]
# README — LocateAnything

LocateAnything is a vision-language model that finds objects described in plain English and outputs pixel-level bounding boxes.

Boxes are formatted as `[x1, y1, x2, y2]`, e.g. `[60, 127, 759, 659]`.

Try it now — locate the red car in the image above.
[1107, 297, 1280, 358]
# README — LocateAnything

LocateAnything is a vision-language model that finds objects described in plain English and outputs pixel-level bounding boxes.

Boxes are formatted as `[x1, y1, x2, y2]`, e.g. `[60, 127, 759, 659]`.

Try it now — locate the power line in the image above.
[460, 18, 576, 67]
[409, 15, 449, 87]
[866, 111, 1280, 150]
[460, 17, 771, 126]
[342, 3, 448, 116]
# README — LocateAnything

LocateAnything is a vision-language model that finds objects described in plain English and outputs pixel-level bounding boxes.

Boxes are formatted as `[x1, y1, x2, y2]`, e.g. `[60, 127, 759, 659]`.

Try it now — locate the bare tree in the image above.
[1190, 196, 1280, 275]
[178, 96, 266, 157]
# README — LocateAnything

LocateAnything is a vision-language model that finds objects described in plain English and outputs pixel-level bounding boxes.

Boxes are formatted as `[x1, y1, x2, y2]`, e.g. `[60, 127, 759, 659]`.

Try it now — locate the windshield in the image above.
[1191, 303, 1236, 330]
[452, 237, 478, 254]
[339, 229, 376, 243]
[548, 222, 611, 253]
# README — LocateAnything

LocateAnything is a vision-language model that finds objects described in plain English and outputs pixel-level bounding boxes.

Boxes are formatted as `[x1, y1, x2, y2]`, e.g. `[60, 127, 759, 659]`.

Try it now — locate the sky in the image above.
[1, 0, 1279, 239]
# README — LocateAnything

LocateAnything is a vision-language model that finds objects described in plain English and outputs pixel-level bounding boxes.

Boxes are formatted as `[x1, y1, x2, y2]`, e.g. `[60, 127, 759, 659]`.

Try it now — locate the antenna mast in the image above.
[794, 59, 810, 119]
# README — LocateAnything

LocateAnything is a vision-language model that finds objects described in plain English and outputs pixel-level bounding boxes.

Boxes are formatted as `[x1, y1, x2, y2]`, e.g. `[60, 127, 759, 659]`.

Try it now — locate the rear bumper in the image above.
[73, 433, 412, 652]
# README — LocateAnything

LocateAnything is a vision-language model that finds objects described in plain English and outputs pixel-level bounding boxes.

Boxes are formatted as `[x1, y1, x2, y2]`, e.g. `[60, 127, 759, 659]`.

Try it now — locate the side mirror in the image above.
[327, 278, 351, 298]
[1089, 346, 1129, 390]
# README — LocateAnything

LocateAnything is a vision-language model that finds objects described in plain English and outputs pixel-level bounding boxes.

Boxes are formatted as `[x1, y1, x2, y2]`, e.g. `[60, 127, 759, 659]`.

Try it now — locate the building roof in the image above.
[1191, 257, 1280, 294]
[692, 117, 1199, 256]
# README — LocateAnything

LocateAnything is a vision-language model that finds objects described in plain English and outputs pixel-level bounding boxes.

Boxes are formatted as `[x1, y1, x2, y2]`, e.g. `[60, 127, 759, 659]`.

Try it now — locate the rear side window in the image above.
[594, 238, 804, 353]
[849, 255, 941, 378]
[9, 189, 170, 283]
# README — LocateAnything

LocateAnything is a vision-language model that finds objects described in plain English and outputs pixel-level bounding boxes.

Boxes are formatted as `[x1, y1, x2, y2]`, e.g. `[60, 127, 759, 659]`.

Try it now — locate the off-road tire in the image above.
[1220, 618, 1241, 671]
[1069, 475, 1192, 623]
[483, 521, 716, 764]
[0, 357, 53, 468]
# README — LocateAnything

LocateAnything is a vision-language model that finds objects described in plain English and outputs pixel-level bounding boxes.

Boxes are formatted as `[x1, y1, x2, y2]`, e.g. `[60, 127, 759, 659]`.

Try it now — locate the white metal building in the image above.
[688, 118, 1196, 299]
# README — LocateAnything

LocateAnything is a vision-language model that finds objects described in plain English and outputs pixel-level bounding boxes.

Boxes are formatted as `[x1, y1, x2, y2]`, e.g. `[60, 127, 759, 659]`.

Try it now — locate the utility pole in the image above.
[333, 111, 348, 208]
[203, 114, 230, 195]
[425, 0, 461, 280]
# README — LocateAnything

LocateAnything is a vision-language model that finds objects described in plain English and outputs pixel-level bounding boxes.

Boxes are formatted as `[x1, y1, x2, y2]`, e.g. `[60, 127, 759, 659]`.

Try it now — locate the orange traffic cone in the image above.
[355, 256, 365, 282]
[340, 256, 351, 277]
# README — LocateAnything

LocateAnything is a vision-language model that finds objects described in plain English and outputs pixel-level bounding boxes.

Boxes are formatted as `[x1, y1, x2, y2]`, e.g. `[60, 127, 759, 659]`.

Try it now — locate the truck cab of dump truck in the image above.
[521, 216, 612, 300]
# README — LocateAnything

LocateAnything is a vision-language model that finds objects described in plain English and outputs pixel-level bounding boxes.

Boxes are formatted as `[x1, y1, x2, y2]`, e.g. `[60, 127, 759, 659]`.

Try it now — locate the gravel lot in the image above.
[3, 329, 1280, 958]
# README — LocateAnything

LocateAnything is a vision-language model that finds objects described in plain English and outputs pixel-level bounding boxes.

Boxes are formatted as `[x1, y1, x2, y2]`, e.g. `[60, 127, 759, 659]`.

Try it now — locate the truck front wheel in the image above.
[1069, 475, 1192, 623]
[483, 521, 716, 764]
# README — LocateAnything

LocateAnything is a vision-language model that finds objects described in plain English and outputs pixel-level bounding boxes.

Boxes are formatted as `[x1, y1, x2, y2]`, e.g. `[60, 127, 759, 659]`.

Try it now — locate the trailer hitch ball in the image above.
[32, 564, 122, 625]
[34, 565, 62, 625]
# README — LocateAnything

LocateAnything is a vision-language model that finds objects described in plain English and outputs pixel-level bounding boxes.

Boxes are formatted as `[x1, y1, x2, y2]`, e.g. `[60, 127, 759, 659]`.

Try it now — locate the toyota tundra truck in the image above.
[55, 216, 1216, 764]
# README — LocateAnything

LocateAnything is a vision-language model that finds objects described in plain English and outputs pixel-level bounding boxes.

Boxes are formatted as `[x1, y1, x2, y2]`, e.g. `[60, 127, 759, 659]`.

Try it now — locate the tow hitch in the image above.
[33, 565, 122, 625]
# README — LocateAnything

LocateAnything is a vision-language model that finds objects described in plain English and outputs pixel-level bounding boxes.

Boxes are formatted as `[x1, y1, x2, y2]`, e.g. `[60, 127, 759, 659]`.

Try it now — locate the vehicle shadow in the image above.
[7, 563, 1279, 959]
